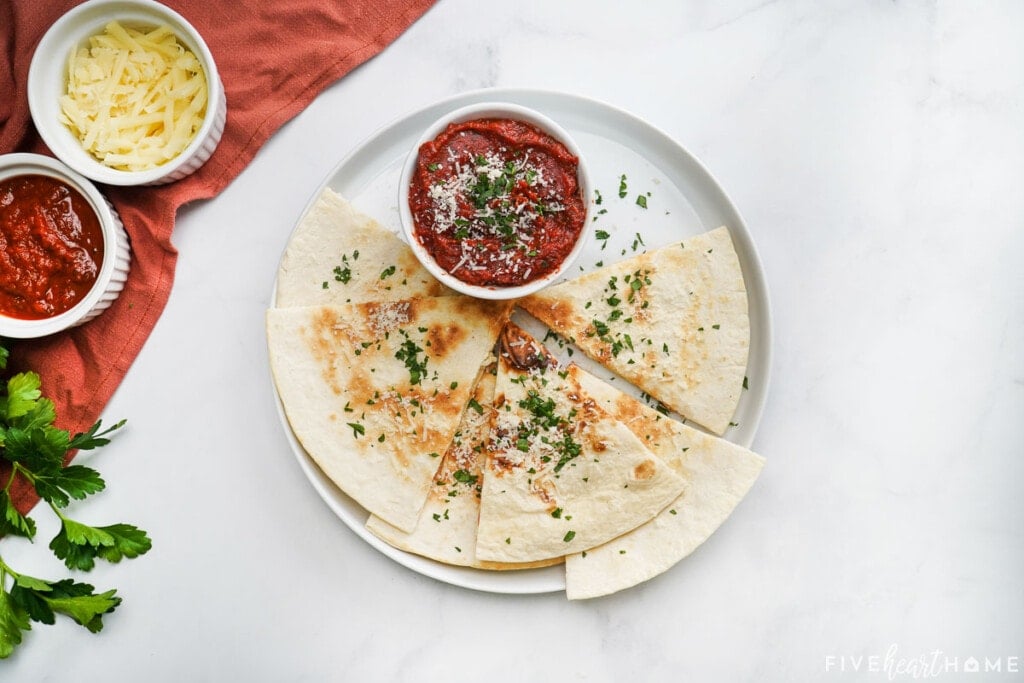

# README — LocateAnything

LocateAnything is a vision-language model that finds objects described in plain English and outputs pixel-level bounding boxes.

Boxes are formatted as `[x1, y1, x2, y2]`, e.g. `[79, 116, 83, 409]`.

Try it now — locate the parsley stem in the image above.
[45, 499, 70, 523]
[0, 555, 17, 581]
[1, 467, 15, 495]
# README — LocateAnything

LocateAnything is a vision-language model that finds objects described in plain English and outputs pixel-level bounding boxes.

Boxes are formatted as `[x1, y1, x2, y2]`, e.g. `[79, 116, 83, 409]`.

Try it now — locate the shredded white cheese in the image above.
[59, 21, 208, 172]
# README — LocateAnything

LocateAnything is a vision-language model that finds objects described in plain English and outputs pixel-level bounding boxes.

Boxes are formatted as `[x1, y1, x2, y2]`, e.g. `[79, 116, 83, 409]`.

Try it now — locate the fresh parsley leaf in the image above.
[0, 340, 146, 659]
[9, 576, 120, 634]
[3, 425, 69, 470]
[68, 419, 126, 451]
[0, 491, 36, 539]
[0, 589, 30, 659]
[30, 465, 105, 509]
[49, 520, 151, 571]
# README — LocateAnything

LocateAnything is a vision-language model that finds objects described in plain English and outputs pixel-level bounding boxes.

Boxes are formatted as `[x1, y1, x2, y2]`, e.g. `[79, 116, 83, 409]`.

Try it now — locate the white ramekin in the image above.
[398, 101, 591, 300]
[0, 153, 131, 338]
[27, 0, 226, 186]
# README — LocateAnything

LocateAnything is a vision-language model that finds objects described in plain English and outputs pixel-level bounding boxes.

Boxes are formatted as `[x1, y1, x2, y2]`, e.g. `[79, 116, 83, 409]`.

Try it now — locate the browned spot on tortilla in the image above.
[488, 454, 517, 476]
[612, 393, 675, 445]
[456, 297, 513, 330]
[531, 477, 557, 506]
[633, 460, 656, 480]
[428, 322, 467, 360]
[390, 445, 409, 471]
[304, 308, 345, 396]
[520, 296, 574, 330]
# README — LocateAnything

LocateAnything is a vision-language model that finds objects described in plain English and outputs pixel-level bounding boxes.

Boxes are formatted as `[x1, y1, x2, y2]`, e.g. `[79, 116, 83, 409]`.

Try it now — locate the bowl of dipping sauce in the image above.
[398, 101, 590, 300]
[27, 0, 226, 186]
[0, 153, 131, 338]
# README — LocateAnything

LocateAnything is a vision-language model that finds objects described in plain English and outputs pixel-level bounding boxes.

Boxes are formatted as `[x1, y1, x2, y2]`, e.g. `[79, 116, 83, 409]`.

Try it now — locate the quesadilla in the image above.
[266, 296, 511, 532]
[275, 188, 450, 307]
[564, 367, 765, 599]
[519, 226, 749, 435]
[365, 365, 563, 570]
[475, 324, 686, 564]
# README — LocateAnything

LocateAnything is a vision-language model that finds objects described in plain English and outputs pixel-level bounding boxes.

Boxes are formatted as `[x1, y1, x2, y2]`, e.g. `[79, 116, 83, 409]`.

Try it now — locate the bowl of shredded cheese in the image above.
[27, 0, 225, 186]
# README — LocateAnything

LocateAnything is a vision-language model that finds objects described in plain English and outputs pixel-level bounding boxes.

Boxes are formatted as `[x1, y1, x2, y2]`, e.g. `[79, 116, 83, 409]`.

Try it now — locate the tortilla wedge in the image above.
[475, 324, 686, 564]
[365, 365, 563, 571]
[267, 296, 511, 532]
[519, 226, 749, 435]
[565, 367, 765, 599]
[275, 188, 450, 307]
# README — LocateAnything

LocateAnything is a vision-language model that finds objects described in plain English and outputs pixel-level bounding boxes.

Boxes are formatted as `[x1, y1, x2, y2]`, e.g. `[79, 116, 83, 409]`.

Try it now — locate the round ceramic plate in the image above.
[270, 88, 772, 594]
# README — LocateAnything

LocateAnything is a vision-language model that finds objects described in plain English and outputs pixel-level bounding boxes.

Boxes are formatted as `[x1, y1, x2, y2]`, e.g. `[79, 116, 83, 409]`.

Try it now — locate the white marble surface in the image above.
[7, 0, 1023, 680]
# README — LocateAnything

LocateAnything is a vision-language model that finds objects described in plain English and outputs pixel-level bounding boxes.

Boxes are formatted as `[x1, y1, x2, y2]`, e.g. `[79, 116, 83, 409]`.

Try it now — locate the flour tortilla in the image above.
[475, 325, 686, 563]
[365, 366, 562, 571]
[267, 297, 510, 532]
[520, 226, 749, 435]
[275, 188, 449, 307]
[565, 367, 764, 599]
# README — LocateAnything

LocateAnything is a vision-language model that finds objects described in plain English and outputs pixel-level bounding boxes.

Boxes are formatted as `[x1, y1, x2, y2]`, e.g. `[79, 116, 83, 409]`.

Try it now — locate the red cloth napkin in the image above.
[0, 0, 436, 513]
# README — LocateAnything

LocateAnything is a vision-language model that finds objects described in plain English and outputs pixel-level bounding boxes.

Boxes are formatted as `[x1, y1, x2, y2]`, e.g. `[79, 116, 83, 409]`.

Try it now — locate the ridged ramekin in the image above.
[0, 153, 131, 338]
[27, 0, 225, 186]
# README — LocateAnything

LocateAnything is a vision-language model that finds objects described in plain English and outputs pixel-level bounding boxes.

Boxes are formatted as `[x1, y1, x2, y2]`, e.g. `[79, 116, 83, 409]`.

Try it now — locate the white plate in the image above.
[270, 88, 772, 595]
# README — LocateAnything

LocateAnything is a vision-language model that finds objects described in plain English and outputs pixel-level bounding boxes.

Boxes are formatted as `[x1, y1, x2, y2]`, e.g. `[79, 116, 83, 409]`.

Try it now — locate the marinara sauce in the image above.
[0, 174, 104, 319]
[408, 118, 585, 288]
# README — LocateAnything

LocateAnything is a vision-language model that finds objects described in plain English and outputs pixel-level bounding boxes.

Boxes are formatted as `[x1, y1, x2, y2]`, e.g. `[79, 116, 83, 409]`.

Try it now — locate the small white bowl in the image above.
[0, 153, 131, 338]
[398, 102, 591, 300]
[27, 0, 226, 186]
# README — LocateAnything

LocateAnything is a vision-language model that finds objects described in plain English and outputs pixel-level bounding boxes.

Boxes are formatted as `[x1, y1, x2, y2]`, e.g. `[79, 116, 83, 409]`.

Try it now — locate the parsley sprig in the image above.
[0, 341, 150, 659]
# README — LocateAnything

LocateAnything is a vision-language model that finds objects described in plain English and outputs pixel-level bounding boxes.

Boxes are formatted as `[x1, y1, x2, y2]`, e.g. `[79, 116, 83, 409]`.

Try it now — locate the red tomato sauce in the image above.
[0, 174, 104, 320]
[408, 118, 585, 288]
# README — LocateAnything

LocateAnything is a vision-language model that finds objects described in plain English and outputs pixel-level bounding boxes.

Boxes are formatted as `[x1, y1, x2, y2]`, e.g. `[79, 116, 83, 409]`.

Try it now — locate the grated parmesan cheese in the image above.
[59, 21, 208, 172]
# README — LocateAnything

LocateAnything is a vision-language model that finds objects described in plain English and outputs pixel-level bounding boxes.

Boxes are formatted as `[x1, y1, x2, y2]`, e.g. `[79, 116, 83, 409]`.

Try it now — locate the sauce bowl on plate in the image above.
[398, 102, 591, 300]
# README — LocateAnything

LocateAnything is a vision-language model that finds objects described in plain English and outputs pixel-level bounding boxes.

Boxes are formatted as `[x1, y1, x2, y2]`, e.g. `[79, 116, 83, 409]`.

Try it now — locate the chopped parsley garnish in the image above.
[618, 174, 628, 198]
[347, 422, 365, 438]
[563, 530, 576, 543]
[394, 331, 429, 386]
[452, 469, 478, 486]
